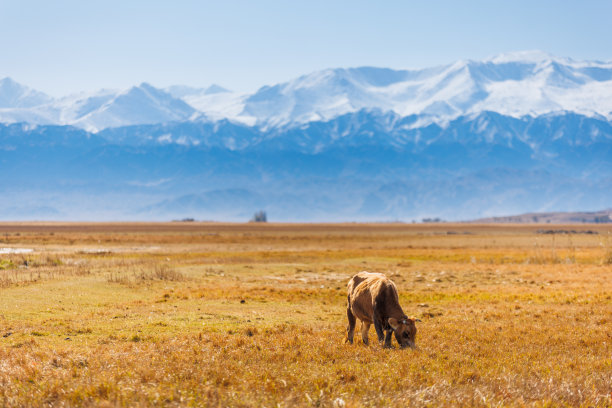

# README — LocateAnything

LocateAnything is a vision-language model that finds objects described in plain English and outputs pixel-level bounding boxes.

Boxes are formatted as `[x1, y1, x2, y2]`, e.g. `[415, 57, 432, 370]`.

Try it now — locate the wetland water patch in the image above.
[0, 248, 33, 254]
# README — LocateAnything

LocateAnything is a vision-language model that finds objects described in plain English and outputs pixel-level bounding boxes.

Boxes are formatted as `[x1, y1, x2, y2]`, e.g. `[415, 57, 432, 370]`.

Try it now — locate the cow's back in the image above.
[347, 271, 392, 323]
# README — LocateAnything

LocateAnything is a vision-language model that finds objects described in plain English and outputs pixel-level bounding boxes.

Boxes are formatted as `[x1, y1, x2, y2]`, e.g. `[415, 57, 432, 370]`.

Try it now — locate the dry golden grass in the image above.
[0, 222, 611, 407]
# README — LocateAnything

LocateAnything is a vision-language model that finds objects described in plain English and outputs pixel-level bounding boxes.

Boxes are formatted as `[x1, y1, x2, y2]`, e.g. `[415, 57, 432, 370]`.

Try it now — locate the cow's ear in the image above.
[388, 317, 400, 330]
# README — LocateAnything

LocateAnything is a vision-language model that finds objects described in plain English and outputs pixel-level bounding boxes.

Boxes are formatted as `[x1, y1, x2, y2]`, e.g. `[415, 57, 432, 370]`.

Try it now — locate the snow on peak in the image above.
[204, 84, 230, 95]
[487, 50, 559, 64]
[69, 83, 197, 132]
[165, 84, 230, 98]
[0, 77, 52, 108]
[0, 82, 199, 132]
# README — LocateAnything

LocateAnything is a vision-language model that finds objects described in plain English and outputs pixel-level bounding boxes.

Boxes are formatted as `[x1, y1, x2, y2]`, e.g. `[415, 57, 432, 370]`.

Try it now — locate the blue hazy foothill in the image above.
[1, 110, 611, 222]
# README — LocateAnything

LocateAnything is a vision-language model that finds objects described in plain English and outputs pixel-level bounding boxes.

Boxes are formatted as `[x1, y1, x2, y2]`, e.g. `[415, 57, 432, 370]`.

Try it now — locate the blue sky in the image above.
[1, 0, 611, 96]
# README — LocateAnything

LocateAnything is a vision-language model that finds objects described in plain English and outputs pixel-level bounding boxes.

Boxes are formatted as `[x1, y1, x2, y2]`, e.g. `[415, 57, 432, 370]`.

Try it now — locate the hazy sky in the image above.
[1, 0, 611, 96]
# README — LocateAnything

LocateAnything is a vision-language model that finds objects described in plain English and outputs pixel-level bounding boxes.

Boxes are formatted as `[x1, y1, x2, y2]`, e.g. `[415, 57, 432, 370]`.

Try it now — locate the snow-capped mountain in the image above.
[0, 81, 198, 132]
[1, 51, 611, 131]
[238, 51, 612, 127]
[164, 84, 251, 125]
[62, 83, 198, 131]
[0, 77, 52, 108]
[0, 78, 56, 126]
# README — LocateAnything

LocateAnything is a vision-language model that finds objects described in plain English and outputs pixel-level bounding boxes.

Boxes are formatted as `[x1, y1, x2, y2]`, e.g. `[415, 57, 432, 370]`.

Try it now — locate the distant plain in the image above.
[0, 222, 610, 407]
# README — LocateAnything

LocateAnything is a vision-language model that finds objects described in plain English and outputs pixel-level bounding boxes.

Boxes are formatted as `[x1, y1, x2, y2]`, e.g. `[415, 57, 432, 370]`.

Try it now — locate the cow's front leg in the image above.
[383, 329, 393, 348]
[372, 307, 385, 343]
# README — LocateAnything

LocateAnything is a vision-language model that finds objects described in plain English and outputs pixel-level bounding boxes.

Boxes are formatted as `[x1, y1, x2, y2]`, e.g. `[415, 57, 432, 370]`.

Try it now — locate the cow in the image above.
[345, 271, 418, 349]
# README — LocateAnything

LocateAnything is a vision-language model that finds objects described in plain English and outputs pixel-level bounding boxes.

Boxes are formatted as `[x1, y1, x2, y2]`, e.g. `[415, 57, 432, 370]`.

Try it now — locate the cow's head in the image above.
[388, 317, 418, 349]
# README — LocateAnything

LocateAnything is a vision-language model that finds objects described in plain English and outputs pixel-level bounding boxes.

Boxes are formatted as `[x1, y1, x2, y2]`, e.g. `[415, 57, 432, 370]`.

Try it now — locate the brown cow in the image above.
[345, 271, 418, 349]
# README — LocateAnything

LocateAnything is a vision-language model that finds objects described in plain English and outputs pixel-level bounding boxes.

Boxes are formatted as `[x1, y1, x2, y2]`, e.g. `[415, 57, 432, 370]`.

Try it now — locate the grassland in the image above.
[0, 222, 610, 407]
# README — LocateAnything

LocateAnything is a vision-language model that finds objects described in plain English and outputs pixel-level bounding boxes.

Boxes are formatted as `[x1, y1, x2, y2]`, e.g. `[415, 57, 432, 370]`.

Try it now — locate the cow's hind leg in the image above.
[361, 321, 371, 345]
[345, 301, 356, 344]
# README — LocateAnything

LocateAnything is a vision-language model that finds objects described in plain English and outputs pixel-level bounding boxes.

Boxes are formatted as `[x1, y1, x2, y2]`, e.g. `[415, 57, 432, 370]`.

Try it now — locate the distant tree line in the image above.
[422, 217, 443, 223]
[593, 215, 611, 223]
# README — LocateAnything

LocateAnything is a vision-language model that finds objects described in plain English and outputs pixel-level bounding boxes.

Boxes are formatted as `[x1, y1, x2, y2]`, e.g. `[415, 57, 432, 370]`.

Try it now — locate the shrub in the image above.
[250, 211, 267, 223]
